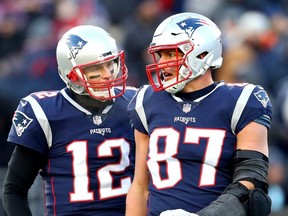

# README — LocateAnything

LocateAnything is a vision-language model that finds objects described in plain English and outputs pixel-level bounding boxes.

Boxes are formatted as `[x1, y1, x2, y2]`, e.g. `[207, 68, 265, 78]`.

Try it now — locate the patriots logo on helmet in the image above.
[12, 111, 33, 137]
[254, 90, 270, 108]
[65, 34, 87, 59]
[177, 18, 210, 38]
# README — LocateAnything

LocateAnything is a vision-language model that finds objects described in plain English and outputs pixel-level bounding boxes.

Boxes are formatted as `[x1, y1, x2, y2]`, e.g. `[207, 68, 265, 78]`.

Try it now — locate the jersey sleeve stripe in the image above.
[135, 85, 149, 133]
[24, 95, 53, 148]
[231, 84, 256, 134]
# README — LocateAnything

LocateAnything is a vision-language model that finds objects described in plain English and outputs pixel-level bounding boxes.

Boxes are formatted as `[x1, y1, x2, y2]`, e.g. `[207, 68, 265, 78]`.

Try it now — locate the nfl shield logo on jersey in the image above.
[183, 103, 192, 113]
[93, 115, 102, 125]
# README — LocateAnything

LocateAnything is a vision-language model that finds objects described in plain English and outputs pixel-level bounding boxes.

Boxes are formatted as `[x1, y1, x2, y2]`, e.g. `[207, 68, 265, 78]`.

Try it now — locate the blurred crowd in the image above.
[0, 0, 288, 215]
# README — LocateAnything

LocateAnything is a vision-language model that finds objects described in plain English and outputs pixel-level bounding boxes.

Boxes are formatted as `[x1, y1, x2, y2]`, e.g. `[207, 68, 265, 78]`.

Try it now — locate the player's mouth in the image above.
[162, 71, 174, 81]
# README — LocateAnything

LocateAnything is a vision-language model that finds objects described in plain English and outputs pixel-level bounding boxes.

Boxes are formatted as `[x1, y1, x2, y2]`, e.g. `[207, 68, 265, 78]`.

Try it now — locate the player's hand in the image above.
[160, 209, 199, 216]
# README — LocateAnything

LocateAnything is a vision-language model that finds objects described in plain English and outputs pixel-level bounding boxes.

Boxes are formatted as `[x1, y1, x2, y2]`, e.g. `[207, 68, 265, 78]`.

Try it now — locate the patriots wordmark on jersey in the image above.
[128, 81, 272, 216]
[8, 87, 136, 216]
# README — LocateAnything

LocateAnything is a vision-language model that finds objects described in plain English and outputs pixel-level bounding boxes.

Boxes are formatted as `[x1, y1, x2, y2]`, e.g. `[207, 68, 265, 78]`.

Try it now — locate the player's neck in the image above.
[70, 90, 113, 114]
[182, 70, 214, 93]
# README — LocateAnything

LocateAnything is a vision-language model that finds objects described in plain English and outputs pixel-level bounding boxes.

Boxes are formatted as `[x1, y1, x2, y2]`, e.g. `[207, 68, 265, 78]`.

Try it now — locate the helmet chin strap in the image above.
[86, 86, 116, 102]
[165, 77, 192, 94]
[164, 66, 193, 94]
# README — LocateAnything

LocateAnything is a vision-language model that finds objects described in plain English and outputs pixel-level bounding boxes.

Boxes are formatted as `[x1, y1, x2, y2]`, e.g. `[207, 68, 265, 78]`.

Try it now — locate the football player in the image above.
[126, 12, 272, 216]
[3, 25, 137, 216]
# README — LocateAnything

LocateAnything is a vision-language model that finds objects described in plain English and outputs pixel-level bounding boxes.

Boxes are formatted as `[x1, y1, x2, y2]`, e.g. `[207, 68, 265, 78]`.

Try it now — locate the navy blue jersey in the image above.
[8, 87, 137, 216]
[128, 81, 272, 216]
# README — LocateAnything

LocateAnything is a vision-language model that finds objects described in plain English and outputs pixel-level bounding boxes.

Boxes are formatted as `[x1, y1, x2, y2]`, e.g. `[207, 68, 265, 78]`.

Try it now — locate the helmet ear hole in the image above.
[197, 52, 208, 59]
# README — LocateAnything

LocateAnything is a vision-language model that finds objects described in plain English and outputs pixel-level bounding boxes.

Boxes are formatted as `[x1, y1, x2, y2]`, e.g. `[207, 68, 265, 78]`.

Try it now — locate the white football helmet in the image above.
[146, 12, 223, 93]
[56, 25, 128, 100]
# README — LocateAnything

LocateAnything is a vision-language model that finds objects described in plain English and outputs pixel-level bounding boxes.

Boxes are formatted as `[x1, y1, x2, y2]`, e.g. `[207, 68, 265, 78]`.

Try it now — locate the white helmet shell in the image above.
[56, 25, 127, 100]
[146, 12, 223, 93]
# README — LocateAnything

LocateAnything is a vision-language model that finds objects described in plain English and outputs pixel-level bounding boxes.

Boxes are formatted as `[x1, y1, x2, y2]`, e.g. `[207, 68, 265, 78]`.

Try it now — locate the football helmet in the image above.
[146, 12, 223, 93]
[56, 25, 128, 100]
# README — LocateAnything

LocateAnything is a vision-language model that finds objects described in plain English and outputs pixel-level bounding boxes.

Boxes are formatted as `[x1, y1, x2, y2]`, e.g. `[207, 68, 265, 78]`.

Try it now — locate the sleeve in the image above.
[7, 96, 50, 154]
[127, 85, 150, 134]
[2, 144, 46, 216]
[232, 85, 273, 134]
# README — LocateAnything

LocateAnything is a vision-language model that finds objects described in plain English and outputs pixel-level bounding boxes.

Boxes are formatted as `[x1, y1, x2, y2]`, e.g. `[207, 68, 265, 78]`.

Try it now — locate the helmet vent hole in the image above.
[197, 52, 208, 59]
